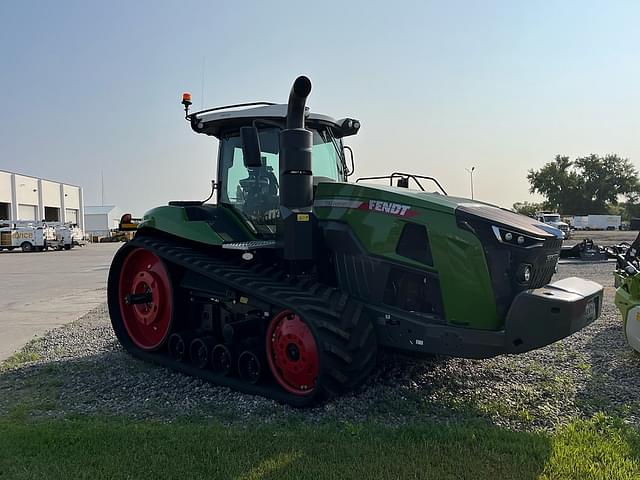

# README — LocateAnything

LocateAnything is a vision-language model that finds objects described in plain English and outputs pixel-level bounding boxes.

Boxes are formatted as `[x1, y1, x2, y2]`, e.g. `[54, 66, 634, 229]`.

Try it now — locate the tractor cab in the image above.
[187, 102, 360, 233]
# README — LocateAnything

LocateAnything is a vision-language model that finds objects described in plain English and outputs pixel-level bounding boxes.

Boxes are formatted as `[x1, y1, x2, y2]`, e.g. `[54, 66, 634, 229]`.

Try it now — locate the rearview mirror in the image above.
[240, 127, 263, 168]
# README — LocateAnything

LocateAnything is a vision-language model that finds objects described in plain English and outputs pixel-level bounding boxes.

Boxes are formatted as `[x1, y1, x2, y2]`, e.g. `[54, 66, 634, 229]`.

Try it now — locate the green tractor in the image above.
[107, 76, 603, 406]
[614, 234, 640, 354]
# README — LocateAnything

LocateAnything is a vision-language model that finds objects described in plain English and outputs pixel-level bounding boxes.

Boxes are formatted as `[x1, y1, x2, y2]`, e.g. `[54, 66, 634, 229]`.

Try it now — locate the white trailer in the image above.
[585, 215, 621, 230]
[570, 216, 589, 230]
[566, 215, 621, 230]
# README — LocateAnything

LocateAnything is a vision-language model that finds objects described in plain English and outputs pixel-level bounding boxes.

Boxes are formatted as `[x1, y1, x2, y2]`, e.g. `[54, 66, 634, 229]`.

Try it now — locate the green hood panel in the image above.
[314, 182, 500, 330]
[315, 182, 498, 213]
[315, 182, 453, 213]
[138, 204, 255, 246]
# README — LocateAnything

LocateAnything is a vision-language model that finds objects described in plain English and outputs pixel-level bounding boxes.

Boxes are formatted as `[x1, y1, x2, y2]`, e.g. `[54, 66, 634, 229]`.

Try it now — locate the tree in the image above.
[512, 201, 548, 217]
[616, 199, 640, 221]
[527, 154, 639, 214]
[574, 154, 639, 212]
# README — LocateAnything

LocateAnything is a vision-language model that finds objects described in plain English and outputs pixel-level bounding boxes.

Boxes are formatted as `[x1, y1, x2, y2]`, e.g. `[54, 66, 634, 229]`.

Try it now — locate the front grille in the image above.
[530, 255, 557, 288]
[454, 208, 564, 319]
[544, 238, 563, 250]
[528, 237, 562, 288]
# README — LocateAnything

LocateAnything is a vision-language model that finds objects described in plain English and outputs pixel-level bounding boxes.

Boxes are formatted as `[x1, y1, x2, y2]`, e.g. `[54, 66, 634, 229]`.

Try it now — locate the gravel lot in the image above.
[2, 261, 639, 431]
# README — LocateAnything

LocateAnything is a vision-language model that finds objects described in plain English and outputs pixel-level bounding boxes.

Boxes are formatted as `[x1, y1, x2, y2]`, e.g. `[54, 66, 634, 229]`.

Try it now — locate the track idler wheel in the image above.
[238, 350, 262, 384]
[189, 337, 211, 369]
[116, 247, 174, 351]
[168, 333, 187, 362]
[211, 344, 233, 375]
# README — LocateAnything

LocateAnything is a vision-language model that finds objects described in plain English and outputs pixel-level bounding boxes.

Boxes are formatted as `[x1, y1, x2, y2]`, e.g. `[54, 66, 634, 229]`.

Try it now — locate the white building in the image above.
[84, 205, 122, 237]
[0, 169, 84, 231]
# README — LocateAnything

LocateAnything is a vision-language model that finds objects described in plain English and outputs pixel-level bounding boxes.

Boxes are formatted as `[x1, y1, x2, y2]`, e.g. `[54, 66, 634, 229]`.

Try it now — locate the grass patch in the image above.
[0, 367, 62, 417]
[0, 350, 40, 371]
[0, 415, 638, 479]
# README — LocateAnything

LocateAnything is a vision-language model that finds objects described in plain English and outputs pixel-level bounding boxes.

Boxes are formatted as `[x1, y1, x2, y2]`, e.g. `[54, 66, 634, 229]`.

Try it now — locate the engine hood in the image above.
[314, 182, 561, 239]
[456, 203, 562, 239]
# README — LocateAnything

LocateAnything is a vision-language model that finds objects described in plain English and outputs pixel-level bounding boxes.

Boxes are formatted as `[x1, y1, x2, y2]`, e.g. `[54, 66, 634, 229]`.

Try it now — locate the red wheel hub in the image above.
[118, 248, 173, 350]
[266, 310, 319, 395]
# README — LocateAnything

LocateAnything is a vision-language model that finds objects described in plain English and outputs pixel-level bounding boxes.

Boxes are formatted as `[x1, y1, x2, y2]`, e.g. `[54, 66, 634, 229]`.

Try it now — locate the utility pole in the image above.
[101, 169, 105, 206]
[465, 166, 476, 200]
[201, 56, 206, 109]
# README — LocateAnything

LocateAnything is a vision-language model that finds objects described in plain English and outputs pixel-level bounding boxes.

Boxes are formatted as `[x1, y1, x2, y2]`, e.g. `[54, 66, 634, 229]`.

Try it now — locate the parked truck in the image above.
[0, 221, 75, 252]
[536, 212, 570, 239]
[46, 224, 73, 250]
[0, 225, 46, 252]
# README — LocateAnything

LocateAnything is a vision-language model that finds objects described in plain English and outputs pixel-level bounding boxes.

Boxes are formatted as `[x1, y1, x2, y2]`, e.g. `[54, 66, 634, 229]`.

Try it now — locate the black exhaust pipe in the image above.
[279, 76, 315, 262]
[286, 76, 312, 129]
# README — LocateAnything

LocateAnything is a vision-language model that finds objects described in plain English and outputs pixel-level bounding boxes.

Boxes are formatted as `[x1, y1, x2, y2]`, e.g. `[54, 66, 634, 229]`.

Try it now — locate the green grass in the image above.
[0, 414, 638, 480]
[0, 350, 39, 371]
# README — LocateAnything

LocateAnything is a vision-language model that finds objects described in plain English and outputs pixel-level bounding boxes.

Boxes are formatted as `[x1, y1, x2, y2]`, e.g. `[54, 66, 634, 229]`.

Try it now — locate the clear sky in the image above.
[1, 1, 638, 215]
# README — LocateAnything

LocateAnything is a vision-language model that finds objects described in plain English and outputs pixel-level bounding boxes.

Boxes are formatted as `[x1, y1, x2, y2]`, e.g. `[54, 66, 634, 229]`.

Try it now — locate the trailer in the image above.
[570, 215, 621, 231]
[586, 215, 621, 231]
[570, 216, 589, 230]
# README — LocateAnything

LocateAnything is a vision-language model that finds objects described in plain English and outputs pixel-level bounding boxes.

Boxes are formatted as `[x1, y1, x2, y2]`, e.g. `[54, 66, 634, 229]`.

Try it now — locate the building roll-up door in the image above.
[18, 204, 37, 221]
[65, 208, 78, 224]
[0, 202, 9, 220]
[44, 206, 60, 221]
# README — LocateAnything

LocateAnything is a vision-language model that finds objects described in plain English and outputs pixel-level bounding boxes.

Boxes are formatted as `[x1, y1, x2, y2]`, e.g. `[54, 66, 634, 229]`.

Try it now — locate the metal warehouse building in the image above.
[0, 169, 85, 231]
[84, 205, 122, 237]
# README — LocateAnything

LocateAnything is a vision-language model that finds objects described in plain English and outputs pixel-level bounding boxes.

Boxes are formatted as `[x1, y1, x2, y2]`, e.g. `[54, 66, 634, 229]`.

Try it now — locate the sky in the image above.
[0, 0, 638, 215]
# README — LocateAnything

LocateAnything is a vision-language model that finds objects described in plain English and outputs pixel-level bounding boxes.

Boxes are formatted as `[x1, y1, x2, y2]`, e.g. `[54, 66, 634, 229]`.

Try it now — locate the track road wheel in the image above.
[266, 303, 378, 401]
[189, 338, 209, 368]
[114, 247, 174, 351]
[168, 333, 187, 362]
[266, 311, 319, 395]
[238, 350, 262, 384]
[211, 344, 233, 375]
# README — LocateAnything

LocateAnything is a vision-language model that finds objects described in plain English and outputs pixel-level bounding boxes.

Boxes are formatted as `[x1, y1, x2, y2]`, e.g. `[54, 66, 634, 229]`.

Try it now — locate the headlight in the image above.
[491, 226, 545, 248]
[514, 263, 533, 284]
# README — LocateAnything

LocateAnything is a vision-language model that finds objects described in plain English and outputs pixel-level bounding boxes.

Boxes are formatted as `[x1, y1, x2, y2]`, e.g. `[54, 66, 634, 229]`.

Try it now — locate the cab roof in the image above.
[189, 103, 357, 139]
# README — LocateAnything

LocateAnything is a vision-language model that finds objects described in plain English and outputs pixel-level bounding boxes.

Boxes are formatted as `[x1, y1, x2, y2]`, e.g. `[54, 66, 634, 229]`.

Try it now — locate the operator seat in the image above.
[239, 166, 279, 220]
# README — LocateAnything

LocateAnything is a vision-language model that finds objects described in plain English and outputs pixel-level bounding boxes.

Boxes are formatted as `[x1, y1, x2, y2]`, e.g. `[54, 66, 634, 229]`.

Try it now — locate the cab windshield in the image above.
[218, 126, 345, 231]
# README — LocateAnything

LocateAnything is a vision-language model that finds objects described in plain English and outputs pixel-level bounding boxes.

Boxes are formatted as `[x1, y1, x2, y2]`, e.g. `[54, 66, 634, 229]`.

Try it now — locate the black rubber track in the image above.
[107, 234, 377, 407]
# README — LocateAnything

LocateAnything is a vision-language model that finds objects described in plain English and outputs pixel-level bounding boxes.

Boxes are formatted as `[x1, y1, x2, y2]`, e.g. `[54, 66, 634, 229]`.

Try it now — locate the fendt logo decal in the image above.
[359, 200, 417, 217]
[313, 198, 418, 217]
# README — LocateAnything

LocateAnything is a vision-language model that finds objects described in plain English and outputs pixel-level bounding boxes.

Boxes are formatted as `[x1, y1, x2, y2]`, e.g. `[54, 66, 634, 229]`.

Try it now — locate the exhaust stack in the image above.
[279, 76, 315, 262]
